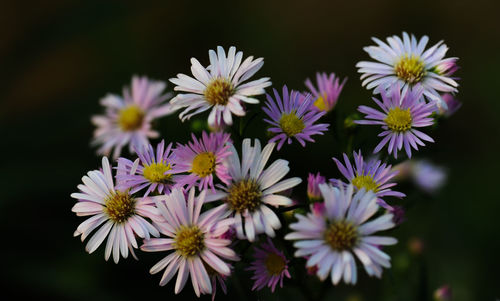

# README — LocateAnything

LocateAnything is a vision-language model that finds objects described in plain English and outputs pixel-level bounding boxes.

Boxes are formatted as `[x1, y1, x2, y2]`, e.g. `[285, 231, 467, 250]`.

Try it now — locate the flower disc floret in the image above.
[174, 225, 205, 257]
[323, 220, 358, 251]
[104, 191, 136, 223]
[384, 107, 412, 132]
[204, 78, 235, 105]
[394, 55, 427, 84]
[227, 179, 262, 213]
[191, 152, 217, 177]
[143, 162, 172, 183]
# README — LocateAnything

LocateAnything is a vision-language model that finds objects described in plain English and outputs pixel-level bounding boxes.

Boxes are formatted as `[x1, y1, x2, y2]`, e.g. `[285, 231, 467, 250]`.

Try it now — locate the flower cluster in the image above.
[72, 36, 460, 298]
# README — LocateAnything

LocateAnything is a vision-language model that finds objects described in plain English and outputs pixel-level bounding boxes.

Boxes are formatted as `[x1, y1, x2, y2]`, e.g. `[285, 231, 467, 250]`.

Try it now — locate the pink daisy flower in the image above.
[91, 76, 173, 159]
[116, 140, 178, 197]
[246, 238, 291, 292]
[285, 183, 397, 285]
[356, 84, 436, 159]
[304, 72, 347, 112]
[331, 150, 405, 209]
[169, 46, 271, 126]
[173, 131, 232, 191]
[141, 188, 239, 297]
[71, 157, 160, 263]
[263, 86, 329, 150]
[307, 172, 326, 202]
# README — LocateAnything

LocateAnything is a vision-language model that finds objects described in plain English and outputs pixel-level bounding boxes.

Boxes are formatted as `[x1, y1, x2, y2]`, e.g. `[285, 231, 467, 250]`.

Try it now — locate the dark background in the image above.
[1, 1, 499, 300]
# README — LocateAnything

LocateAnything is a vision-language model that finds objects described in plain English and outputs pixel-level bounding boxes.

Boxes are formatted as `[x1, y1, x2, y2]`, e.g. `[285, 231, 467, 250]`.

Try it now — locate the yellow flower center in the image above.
[204, 78, 234, 105]
[227, 179, 262, 213]
[313, 93, 329, 111]
[174, 225, 205, 257]
[191, 152, 216, 177]
[279, 112, 305, 137]
[143, 162, 172, 183]
[384, 107, 412, 132]
[104, 191, 136, 223]
[324, 220, 358, 251]
[394, 55, 427, 84]
[352, 175, 379, 192]
[264, 253, 286, 276]
[118, 105, 145, 131]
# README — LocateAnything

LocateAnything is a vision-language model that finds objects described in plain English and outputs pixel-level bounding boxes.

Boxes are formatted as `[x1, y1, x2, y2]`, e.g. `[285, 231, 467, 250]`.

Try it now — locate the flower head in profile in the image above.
[304, 72, 347, 112]
[92, 76, 173, 159]
[209, 139, 302, 241]
[307, 172, 326, 202]
[116, 140, 177, 197]
[246, 238, 291, 292]
[438, 93, 461, 117]
[356, 32, 459, 109]
[331, 151, 405, 209]
[263, 86, 329, 150]
[141, 188, 239, 297]
[169, 46, 271, 126]
[71, 157, 160, 263]
[356, 84, 436, 158]
[286, 183, 397, 285]
[173, 131, 232, 191]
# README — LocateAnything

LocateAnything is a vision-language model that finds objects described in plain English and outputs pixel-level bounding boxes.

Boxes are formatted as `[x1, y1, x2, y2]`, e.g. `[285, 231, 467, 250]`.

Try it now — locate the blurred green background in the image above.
[1, 0, 499, 300]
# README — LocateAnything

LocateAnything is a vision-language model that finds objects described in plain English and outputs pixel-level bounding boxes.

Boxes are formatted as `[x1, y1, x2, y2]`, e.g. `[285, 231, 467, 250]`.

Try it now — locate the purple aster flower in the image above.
[246, 238, 291, 292]
[389, 205, 406, 226]
[169, 46, 271, 126]
[356, 84, 436, 159]
[307, 172, 326, 202]
[263, 85, 329, 150]
[173, 131, 232, 191]
[91, 76, 173, 159]
[141, 188, 239, 297]
[71, 157, 161, 263]
[331, 150, 405, 209]
[116, 140, 177, 197]
[304, 72, 347, 112]
[438, 93, 461, 117]
[411, 160, 447, 194]
[356, 32, 459, 110]
[285, 183, 398, 285]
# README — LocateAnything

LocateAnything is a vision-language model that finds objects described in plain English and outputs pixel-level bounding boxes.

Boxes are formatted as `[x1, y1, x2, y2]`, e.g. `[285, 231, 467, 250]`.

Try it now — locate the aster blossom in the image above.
[71, 157, 160, 263]
[307, 172, 326, 202]
[173, 131, 232, 191]
[304, 72, 347, 112]
[116, 140, 177, 197]
[141, 188, 239, 297]
[285, 183, 397, 285]
[263, 86, 329, 150]
[246, 238, 291, 292]
[169, 46, 271, 126]
[356, 32, 458, 109]
[209, 138, 302, 241]
[356, 84, 436, 158]
[91, 76, 173, 159]
[331, 150, 405, 209]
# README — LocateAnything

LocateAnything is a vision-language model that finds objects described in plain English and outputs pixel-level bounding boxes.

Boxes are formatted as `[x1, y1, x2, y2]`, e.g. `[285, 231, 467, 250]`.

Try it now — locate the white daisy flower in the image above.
[92, 76, 173, 159]
[356, 32, 459, 109]
[285, 183, 397, 285]
[169, 46, 271, 126]
[71, 157, 161, 263]
[209, 138, 302, 242]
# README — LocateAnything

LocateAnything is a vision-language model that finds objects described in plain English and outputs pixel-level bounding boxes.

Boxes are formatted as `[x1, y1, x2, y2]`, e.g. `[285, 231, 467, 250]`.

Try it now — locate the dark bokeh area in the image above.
[1, 1, 499, 300]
